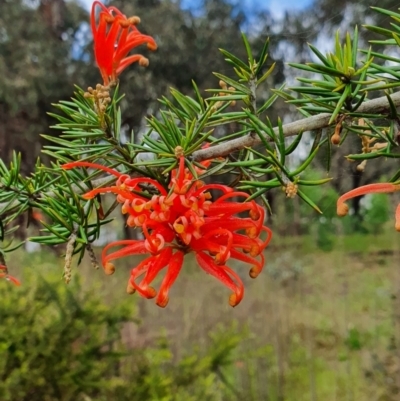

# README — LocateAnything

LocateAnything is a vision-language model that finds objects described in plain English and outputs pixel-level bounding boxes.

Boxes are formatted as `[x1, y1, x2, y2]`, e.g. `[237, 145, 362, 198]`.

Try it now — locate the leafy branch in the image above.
[2, 4, 400, 287]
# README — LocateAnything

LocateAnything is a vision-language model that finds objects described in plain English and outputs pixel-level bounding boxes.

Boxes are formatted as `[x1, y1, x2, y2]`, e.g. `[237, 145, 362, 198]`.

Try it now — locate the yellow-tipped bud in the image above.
[147, 42, 158, 51]
[331, 133, 341, 145]
[104, 15, 115, 24]
[133, 203, 144, 213]
[156, 296, 169, 308]
[130, 16, 141, 24]
[249, 266, 260, 279]
[104, 262, 116, 275]
[246, 227, 257, 239]
[337, 203, 349, 217]
[229, 293, 239, 307]
[126, 282, 136, 294]
[173, 223, 185, 234]
[119, 16, 140, 27]
[146, 286, 157, 299]
[250, 245, 259, 257]
[126, 215, 136, 227]
[249, 209, 260, 221]
[139, 57, 149, 67]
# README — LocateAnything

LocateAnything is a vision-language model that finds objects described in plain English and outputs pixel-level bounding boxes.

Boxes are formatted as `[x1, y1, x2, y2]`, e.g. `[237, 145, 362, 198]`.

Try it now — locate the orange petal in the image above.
[195, 251, 243, 306]
[156, 251, 184, 307]
[337, 183, 400, 219]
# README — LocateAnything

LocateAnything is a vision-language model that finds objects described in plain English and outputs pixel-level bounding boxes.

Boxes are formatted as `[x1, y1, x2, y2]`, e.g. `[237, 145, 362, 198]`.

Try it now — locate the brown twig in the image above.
[191, 92, 400, 162]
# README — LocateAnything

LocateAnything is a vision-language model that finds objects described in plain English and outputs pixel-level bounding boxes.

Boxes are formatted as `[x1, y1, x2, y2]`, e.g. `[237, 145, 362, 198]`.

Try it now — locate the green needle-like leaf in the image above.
[329, 85, 352, 124]
[297, 189, 322, 213]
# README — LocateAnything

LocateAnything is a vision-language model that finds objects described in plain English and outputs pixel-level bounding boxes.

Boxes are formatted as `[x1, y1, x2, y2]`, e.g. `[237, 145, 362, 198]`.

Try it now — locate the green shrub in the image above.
[363, 193, 390, 234]
[0, 271, 242, 401]
[0, 274, 135, 401]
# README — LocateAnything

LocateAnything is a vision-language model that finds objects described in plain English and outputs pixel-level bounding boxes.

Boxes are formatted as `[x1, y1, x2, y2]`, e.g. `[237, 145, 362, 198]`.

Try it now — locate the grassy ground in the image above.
[9, 229, 400, 400]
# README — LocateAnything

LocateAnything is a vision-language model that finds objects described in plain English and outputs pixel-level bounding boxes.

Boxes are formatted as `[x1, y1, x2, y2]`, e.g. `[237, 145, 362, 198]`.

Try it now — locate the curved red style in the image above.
[63, 157, 272, 307]
[91, 1, 157, 86]
[337, 182, 400, 231]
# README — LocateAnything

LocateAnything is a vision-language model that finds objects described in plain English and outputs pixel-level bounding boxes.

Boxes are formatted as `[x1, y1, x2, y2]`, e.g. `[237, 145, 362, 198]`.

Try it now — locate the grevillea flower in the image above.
[337, 182, 400, 231]
[63, 158, 272, 307]
[91, 1, 157, 86]
[0, 265, 21, 286]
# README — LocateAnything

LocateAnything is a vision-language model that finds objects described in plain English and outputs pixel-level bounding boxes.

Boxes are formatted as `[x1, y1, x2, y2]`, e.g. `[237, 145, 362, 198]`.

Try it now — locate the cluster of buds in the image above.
[63, 156, 272, 307]
[91, 1, 157, 86]
[84, 84, 112, 117]
[283, 181, 298, 198]
[211, 80, 237, 111]
[354, 119, 388, 172]
[337, 182, 400, 231]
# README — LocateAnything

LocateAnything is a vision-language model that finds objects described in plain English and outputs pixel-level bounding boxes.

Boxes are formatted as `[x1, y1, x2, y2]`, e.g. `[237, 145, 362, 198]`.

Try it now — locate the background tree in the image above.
[0, 0, 88, 172]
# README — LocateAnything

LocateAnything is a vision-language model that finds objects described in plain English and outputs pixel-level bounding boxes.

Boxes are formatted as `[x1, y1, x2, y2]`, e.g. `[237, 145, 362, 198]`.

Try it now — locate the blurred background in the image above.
[1, 0, 400, 400]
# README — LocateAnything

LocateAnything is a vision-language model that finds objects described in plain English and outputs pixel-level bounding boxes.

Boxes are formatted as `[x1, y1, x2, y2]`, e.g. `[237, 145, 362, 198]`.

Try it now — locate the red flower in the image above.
[337, 182, 400, 231]
[91, 1, 157, 86]
[63, 158, 272, 307]
[0, 265, 21, 286]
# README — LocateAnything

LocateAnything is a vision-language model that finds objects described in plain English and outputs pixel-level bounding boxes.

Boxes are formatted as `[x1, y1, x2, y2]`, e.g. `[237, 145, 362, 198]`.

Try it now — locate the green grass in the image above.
[5, 228, 400, 401]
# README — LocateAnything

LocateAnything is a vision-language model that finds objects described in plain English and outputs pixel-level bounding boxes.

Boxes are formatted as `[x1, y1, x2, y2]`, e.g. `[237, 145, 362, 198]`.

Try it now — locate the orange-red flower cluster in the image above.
[63, 158, 272, 307]
[91, 1, 157, 86]
[337, 182, 400, 231]
[0, 264, 21, 286]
